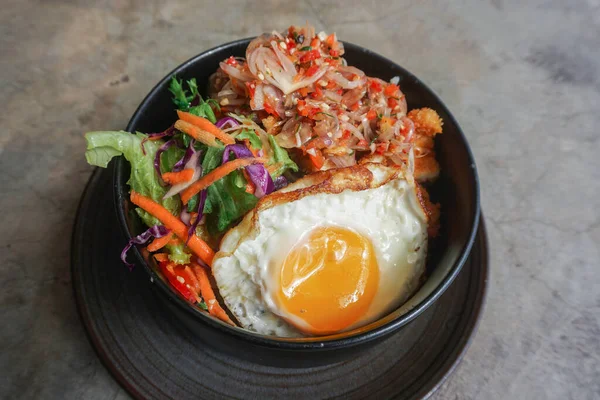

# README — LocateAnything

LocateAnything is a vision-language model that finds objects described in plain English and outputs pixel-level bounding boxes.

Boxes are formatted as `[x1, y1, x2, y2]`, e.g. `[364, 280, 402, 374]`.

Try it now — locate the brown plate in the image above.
[72, 164, 488, 400]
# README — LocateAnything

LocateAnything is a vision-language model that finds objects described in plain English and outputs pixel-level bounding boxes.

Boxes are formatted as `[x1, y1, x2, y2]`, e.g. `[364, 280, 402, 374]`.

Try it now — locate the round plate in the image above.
[72, 165, 488, 400]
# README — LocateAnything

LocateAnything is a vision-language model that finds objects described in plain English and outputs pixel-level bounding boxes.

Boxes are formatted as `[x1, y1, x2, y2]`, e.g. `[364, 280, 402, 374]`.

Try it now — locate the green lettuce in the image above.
[235, 129, 262, 150]
[201, 147, 258, 235]
[84, 131, 191, 264]
[160, 143, 185, 174]
[268, 135, 299, 177]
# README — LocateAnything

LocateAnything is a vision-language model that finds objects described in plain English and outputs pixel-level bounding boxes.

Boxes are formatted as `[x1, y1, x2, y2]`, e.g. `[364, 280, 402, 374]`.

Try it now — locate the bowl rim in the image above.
[114, 37, 480, 350]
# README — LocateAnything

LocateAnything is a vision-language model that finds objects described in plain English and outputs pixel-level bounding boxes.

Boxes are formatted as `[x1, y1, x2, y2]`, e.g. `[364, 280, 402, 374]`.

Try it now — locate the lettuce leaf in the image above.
[201, 147, 258, 235]
[267, 135, 299, 177]
[160, 144, 186, 174]
[165, 242, 192, 265]
[85, 131, 190, 264]
[236, 129, 262, 150]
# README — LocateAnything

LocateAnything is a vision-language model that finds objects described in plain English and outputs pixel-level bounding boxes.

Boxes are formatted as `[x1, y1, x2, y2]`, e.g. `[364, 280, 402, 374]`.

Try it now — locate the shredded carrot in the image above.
[153, 253, 169, 262]
[130, 191, 215, 265]
[180, 157, 268, 204]
[174, 120, 219, 147]
[162, 169, 194, 185]
[147, 233, 174, 252]
[242, 169, 255, 194]
[191, 263, 235, 326]
[177, 110, 235, 145]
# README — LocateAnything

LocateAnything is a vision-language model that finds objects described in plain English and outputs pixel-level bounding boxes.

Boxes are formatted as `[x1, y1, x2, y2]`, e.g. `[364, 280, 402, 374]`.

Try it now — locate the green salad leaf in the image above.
[84, 131, 190, 264]
[169, 76, 219, 123]
[235, 129, 262, 150]
[268, 135, 299, 177]
[160, 144, 185, 174]
[165, 242, 192, 265]
[201, 147, 258, 235]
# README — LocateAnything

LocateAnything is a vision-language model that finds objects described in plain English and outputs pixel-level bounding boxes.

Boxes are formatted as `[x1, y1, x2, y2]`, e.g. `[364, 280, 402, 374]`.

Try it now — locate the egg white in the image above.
[212, 168, 428, 337]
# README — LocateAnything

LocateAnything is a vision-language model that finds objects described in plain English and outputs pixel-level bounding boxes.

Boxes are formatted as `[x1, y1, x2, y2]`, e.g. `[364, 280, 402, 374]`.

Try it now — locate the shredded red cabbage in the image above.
[173, 139, 196, 172]
[222, 144, 274, 197]
[187, 189, 207, 243]
[147, 125, 176, 140]
[222, 143, 253, 161]
[273, 175, 288, 190]
[121, 225, 170, 269]
[215, 117, 240, 129]
[246, 164, 274, 197]
[180, 208, 192, 225]
[154, 139, 177, 184]
[141, 126, 176, 156]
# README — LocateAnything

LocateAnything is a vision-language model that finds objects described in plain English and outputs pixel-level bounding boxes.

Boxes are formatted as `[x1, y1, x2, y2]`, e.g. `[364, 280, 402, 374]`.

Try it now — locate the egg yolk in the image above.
[278, 226, 379, 335]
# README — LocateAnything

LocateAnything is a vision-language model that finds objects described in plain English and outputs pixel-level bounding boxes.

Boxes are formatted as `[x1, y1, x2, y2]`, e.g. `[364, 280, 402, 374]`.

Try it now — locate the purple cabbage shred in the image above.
[121, 225, 170, 269]
[222, 144, 275, 198]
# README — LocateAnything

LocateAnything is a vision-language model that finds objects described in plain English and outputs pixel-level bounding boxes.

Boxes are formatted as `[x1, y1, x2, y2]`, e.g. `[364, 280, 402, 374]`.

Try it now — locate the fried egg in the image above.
[212, 163, 429, 337]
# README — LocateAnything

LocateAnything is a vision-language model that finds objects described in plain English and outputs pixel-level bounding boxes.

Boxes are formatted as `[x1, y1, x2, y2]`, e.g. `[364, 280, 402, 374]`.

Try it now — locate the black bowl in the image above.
[114, 38, 480, 367]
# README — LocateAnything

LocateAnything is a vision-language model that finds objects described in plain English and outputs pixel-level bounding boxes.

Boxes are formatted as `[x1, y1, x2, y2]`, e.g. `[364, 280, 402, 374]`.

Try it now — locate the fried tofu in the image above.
[408, 108, 443, 137]
[414, 154, 441, 182]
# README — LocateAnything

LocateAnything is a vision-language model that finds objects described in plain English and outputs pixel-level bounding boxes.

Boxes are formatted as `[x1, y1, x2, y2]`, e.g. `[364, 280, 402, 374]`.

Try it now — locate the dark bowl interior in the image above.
[114, 38, 480, 362]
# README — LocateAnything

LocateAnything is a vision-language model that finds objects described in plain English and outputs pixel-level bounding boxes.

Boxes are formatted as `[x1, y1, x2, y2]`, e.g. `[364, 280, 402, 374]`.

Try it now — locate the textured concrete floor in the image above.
[1, 0, 599, 399]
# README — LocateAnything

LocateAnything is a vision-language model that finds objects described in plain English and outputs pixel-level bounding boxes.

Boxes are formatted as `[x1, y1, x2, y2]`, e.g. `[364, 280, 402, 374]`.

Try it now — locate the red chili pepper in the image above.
[357, 139, 369, 147]
[384, 84, 399, 96]
[225, 56, 237, 66]
[366, 109, 377, 120]
[329, 49, 339, 57]
[299, 87, 309, 97]
[287, 40, 296, 52]
[311, 85, 323, 99]
[400, 121, 409, 135]
[325, 34, 335, 47]
[342, 130, 351, 139]
[387, 97, 398, 109]
[300, 49, 321, 63]
[264, 101, 277, 116]
[369, 80, 383, 93]
[158, 261, 200, 304]
[325, 81, 337, 90]
[306, 64, 320, 77]
[245, 81, 256, 98]
[297, 100, 310, 117]
[308, 149, 325, 169]
[375, 142, 389, 154]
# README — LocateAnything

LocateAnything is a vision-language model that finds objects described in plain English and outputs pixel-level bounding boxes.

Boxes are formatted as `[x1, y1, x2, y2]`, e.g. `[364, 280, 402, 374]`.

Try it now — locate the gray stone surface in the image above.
[1, 0, 599, 399]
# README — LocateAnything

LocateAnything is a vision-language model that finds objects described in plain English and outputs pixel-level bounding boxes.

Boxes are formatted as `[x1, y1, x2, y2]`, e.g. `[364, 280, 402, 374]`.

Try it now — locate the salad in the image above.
[84, 24, 442, 325]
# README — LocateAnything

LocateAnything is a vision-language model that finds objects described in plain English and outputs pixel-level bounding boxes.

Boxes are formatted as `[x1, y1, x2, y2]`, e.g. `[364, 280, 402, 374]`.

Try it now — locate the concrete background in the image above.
[1, 0, 599, 398]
